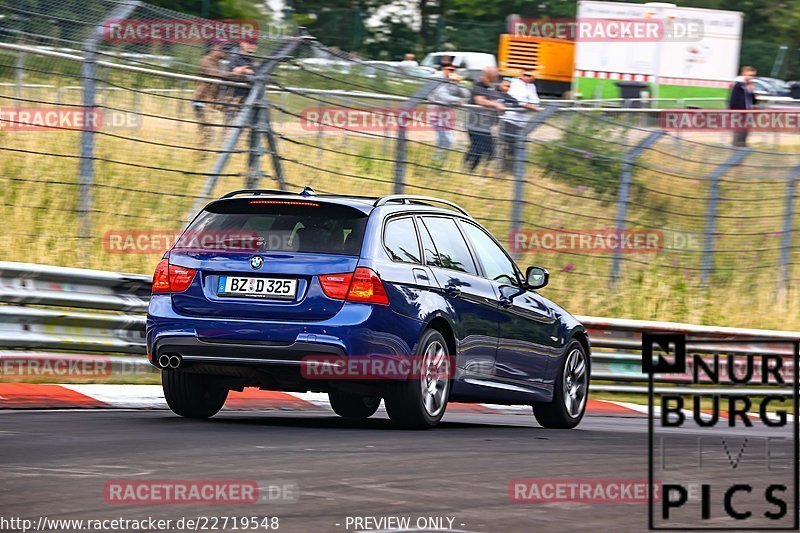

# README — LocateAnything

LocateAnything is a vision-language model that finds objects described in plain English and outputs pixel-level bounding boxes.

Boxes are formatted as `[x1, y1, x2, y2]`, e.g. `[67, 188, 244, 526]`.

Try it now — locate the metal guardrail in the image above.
[0, 261, 797, 391]
[0, 262, 151, 373]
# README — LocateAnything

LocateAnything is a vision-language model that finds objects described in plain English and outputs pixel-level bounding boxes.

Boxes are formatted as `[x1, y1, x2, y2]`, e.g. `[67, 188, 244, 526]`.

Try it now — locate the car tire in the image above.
[329, 391, 380, 419]
[162, 369, 228, 419]
[533, 340, 589, 429]
[384, 329, 451, 429]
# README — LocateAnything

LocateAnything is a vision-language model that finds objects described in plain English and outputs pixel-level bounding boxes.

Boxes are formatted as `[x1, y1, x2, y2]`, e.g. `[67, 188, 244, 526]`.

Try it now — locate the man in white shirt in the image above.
[399, 53, 419, 67]
[500, 68, 541, 171]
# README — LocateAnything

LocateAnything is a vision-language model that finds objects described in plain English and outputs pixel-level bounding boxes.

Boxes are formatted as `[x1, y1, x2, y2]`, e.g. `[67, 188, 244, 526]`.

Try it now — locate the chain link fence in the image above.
[1, 0, 799, 330]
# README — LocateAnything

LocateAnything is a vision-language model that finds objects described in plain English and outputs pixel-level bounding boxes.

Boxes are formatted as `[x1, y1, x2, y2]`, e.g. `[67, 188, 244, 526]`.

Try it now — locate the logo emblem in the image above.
[642, 333, 686, 374]
[249, 256, 263, 270]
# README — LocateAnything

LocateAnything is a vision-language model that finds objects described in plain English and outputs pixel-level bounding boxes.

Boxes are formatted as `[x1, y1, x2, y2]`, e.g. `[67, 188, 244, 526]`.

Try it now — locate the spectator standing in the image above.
[499, 68, 541, 170]
[465, 66, 504, 173]
[192, 41, 229, 146]
[429, 64, 469, 164]
[224, 40, 257, 124]
[728, 66, 757, 147]
[495, 78, 520, 171]
[399, 53, 418, 67]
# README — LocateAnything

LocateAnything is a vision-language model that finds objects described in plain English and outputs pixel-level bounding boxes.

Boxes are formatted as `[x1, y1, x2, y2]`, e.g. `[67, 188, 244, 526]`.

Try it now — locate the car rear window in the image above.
[181, 198, 368, 255]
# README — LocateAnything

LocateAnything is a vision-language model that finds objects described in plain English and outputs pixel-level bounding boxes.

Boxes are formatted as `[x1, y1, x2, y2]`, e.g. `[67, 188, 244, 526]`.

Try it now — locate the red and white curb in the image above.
[0, 383, 647, 416]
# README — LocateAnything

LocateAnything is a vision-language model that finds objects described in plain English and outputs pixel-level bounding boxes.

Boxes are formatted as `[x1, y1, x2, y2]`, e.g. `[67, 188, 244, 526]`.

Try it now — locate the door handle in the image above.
[444, 284, 461, 297]
[412, 268, 430, 286]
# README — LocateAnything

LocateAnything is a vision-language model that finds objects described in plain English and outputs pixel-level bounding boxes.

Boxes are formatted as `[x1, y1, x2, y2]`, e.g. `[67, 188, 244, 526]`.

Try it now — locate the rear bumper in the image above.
[146, 294, 425, 370]
[153, 336, 345, 367]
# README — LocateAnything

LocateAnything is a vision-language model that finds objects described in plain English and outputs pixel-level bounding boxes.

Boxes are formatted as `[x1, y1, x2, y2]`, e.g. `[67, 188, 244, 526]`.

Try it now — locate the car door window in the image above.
[421, 217, 478, 276]
[460, 221, 520, 286]
[384, 217, 421, 263]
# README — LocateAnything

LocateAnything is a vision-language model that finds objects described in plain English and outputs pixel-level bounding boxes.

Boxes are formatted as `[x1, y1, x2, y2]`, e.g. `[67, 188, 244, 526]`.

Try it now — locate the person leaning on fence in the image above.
[465, 66, 505, 173]
[223, 40, 257, 125]
[429, 64, 469, 164]
[499, 67, 541, 171]
[192, 41, 231, 146]
[728, 65, 757, 147]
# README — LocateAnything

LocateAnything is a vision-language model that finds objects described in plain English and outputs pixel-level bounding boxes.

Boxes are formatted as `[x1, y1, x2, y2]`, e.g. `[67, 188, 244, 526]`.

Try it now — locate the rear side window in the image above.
[183, 199, 368, 255]
[420, 217, 478, 276]
[384, 217, 421, 263]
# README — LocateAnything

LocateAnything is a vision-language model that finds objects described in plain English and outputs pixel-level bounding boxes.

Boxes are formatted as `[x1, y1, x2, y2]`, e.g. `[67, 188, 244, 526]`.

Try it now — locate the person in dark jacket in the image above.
[223, 40, 257, 124]
[465, 66, 504, 173]
[728, 66, 757, 147]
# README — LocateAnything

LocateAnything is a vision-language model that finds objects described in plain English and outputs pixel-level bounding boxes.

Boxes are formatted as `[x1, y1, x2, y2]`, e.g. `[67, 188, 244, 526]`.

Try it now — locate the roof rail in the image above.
[220, 187, 316, 199]
[373, 195, 470, 216]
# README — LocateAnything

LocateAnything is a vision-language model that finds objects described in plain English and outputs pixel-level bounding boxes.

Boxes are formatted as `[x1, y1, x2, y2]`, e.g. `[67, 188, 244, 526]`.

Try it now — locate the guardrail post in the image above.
[778, 164, 800, 298]
[511, 106, 557, 260]
[701, 148, 751, 287]
[189, 37, 307, 218]
[78, 0, 141, 242]
[610, 130, 664, 287]
[393, 79, 440, 195]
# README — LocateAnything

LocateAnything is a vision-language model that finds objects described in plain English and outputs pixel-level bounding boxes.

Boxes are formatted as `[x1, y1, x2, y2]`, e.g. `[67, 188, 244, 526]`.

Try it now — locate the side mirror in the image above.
[525, 266, 549, 290]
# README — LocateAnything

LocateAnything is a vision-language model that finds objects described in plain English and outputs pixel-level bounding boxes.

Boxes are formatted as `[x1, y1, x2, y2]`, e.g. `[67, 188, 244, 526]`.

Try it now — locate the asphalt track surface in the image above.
[0, 407, 795, 533]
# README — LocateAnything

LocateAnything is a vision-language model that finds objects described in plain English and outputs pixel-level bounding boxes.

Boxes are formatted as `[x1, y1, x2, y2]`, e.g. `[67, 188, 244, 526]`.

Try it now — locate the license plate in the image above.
[217, 276, 297, 299]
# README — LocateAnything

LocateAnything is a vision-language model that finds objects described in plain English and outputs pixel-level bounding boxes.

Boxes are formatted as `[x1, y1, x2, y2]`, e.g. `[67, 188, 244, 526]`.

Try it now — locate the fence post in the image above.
[188, 37, 307, 218]
[701, 148, 751, 287]
[610, 130, 664, 287]
[246, 102, 265, 190]
[77, 44, 97, 240]
[393, 79, 440, 195]
[262, 93, 287, 191]
[78, 0, 140, 240]
[14, 47, 24, 108]
[510, 106, 558, 260]
[778, 164, 800, 298]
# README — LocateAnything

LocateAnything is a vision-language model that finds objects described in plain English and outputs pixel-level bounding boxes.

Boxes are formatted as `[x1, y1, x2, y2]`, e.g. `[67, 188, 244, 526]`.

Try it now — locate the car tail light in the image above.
[318, 267, 389, 305]
[319, 272, 353, 300]
[151, 259, 196, 294]
[152, 259, 170, 293]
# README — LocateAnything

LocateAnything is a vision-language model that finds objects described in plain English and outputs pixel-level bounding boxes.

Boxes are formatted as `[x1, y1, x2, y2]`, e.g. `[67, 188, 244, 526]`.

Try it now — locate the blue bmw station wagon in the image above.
[146, 188, 590, 429]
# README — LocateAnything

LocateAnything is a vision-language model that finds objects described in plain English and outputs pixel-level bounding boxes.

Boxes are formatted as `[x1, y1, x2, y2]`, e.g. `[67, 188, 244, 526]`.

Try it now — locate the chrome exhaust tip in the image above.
[168, 355, 182, 369]
[158, 354, 170, 368]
